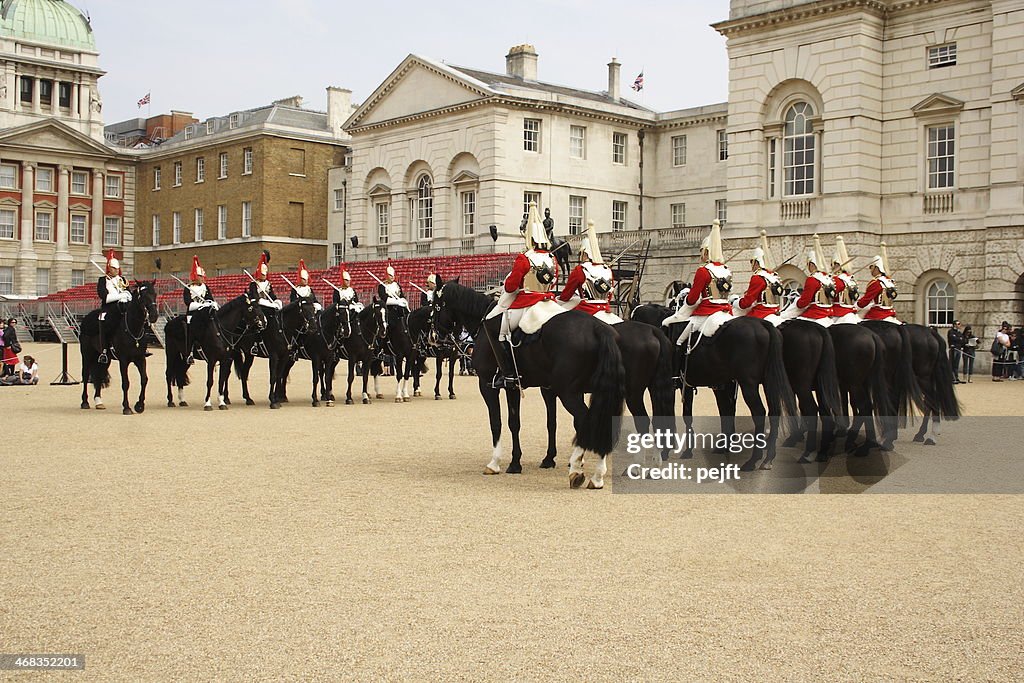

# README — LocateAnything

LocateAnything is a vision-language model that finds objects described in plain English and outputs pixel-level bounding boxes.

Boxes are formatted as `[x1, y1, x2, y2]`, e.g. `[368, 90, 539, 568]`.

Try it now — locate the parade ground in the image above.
[2, 342, 1022, 680]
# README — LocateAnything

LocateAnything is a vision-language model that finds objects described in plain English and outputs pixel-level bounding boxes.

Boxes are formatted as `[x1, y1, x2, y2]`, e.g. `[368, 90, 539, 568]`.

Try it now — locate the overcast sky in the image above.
[85, 0, 731, 125]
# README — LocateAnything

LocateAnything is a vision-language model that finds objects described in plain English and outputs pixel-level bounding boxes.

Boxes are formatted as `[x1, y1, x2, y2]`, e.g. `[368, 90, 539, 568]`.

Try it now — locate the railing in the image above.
[565, 225, 706, 251]
[924, 192, 954, 215]
[362, 242, 518, 261]
[780, 199, 812, 220]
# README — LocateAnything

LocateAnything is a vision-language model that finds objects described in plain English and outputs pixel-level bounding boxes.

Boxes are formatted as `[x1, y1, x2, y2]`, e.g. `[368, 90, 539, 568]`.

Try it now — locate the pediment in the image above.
[1012, 83, 1024, 101]
[0, 119, 117, 158]
[347, 55, 492, 129]
[451, 170, 479, 185]
[912, 93, 965, 117]
[69, 201, 92, 211]
[34, 200, 57, 209]
[0, 197, 21, 206]
[367, 183, 392, 197]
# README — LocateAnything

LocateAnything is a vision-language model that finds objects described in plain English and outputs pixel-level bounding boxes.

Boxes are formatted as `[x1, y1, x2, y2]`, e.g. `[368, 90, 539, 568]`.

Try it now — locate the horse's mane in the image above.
[219, 295, 247, 316]
[444, 282, 494, 321]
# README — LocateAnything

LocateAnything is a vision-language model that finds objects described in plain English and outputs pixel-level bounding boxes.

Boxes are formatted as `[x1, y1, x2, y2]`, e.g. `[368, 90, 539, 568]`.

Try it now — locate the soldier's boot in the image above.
[184, 316, 194, 365]
[483, 322, 520, 390]
[97, 315, 109, 364]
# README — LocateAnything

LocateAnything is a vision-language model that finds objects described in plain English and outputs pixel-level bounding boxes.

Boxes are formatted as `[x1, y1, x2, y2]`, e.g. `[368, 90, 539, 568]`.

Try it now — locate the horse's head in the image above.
[333, 305, 353, 340]
[432, 277, 460, 336]
[133, 281, 159, 324]
[297, 298, 319, 334]
[243, 295, 267, 332]
[370, 299, 388, 339]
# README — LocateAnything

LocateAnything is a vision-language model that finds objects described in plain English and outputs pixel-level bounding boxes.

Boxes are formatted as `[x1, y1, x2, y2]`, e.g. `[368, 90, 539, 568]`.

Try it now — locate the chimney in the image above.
[607, 57, 621, 102]
[326, 86, 352, 140]
[506, 44, 538, 81]
[272, 95, 304, 108]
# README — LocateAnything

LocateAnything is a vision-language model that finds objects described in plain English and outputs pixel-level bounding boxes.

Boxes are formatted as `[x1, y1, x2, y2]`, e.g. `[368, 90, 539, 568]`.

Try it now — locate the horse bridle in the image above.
[121, 285, 155, 347]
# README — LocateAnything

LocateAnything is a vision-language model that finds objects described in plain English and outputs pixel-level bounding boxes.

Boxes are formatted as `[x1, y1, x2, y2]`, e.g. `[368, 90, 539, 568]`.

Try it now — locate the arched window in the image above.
[416, 175, 433, 240]
[783, 102, 815, 196]
[926, 279, 955, 326]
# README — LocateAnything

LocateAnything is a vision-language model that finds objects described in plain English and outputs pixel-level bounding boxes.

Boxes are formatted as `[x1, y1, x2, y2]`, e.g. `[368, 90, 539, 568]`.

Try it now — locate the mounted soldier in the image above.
[780, 233, 834, 327]
[857, 243, 902, 324]
[829, 236, 861, 325]
[482, 202, 562, 388]
[96, 249, 131, 364]
[661, 219, 734, 343]
[247, 250, 282, 312]
[736, 230, 784, 326]
[377, 263, 408, 330]
[332, 268, 363, 312]
[558, 219, 622, 325]
[420, 273, 438, 307]
[290, 259, 322, 311]
[184, 255, 218, 365]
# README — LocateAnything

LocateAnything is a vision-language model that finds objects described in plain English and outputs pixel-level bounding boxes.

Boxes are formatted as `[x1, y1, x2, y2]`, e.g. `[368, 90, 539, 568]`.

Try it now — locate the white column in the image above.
[54, 165, 72, 290]
[71, 80, 79, 119]
[90, 169, 104, 259]
[18, 164, 37, 297]
[31, 76, 40, 114]
[50, 80, 59, 116]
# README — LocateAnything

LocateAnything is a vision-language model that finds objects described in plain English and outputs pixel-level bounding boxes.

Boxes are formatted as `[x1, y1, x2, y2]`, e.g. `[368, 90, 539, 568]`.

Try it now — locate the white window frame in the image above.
[71, 170, 88, 195]
[243, 148, 253, 175]
[716, 199, 728, 225]
[71, 269, 86, 287]
[35, 267, 50, 297]
[568, 195, 585, 236]
[927, 43, 957, 69]
[172, 211, 182, 244]
[672, 135, 687, 166]
[926, 123, 956, 190]
[334, 188, 344, 211]
[611, 201, 627, 232]
[416, 175, 433, 240]
[0, 163, 17, 190]
[104, 216, 121, 247]
[105, 174, 122, 198]
[34, 210, 53, 241]
[152, 214, 161, 246]
[523, 192, 541, 219]
[570, 125, 586, 159]
[783, 102, 816, 197]
[173, 161, 182, 187]
[612, 132, 627, 165]
[717, 129, 728, 161]
[926, 279, 955, 326]
[462, 191, 476, 236]
[196, 157, 205, 183]
[69, 212, 87, 244]
[0, 208, 16, 239]
[194, 208, 204, 242]
[229, 113, 240, 129]
[0, 266, 13, 295]
[332, 243, 344, 266]
[184, 125, 194, 141]
[206, 120, 215, 135]
[524, 118, 541, 152]
[36, 167, 54, 192]
[153, 166, 162, 190]
[376, 202, 390, 244]
[671, 203, 686, 228]
[217, 205, 227, 239]
[219, 153, 228, 179]
[242, 201, 252, 238]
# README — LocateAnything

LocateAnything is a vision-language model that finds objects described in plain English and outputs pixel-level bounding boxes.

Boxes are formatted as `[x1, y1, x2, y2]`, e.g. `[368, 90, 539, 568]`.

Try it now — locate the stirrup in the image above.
[97, 351, 109, 364]
[186, 354, 195, 366]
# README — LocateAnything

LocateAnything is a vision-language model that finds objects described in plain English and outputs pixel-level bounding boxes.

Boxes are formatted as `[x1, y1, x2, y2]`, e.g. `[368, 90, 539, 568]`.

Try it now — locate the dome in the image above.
[0, 0, 96, 52]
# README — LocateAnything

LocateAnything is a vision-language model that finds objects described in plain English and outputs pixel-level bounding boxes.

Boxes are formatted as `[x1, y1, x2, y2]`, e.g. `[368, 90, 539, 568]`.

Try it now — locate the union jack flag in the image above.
[631, 72, 644, 92]
[137, 92, 151, 108]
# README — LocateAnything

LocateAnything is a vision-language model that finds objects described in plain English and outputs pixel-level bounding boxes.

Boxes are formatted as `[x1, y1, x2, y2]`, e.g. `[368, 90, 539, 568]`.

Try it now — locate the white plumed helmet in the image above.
[701, 220, 725, 263]
[832, 236, 851, 272]
[524, 202, 550, 250]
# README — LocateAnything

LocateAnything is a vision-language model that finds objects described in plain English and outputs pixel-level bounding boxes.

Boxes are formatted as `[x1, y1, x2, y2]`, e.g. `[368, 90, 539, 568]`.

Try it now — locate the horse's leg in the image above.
[120, 359, 133, 415]
[311, 355, 321, 407]
[558, 393, 591, 488]
[925, 412, 940, 446]
[133, 357, 148, 414]
[913, 413, 929, 443]
[403, 353, 413, 401]
[393, 355, 404, 403]
[269, 354, 281, 409]
[481, 379, 504, 475]
[81, 352, 91, 409]
[434, 355, 442, 400]
[242, 354, 256, 405]
[680, 387, 695, 459]
[505, 387, 523, 474]
[738, 380, 769, 471]
[362, 356, 372, 403]
[796, 391, 819, 464]
[540, 387, 558, 469]
[448, 350, 457, 399]
[713, 385, 737, 455]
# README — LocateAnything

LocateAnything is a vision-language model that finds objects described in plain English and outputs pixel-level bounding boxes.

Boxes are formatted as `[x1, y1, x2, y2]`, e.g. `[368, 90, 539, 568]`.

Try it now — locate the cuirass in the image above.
[582, 262, 613, 300]
[757, 270, 781, 305]
[812, 273, 833, 305]
[704, 263, 732, 301]
[837, 274, 858, 305]
[523, 250, 555, 292]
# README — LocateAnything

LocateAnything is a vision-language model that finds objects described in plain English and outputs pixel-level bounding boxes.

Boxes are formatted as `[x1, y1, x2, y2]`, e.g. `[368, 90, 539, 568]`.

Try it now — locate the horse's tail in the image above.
[575, 323, 626, 456]
[813, 324, 842, 422]
[764, 323, 798, 430]
[896, 324, 924, 422]
[232, 353, 246, 379]
[928, 327, 962, 420]
[651, 329, 675, 419]
[90, 356, 111, 388]
[868, 335, 895, 434]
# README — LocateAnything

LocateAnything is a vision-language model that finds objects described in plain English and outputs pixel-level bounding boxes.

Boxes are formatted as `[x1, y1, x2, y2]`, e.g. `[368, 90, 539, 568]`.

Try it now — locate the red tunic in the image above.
[857, 278, 897, 320]
[687, 263, 734, 316]
[559, 264, 611, 315]
[795, 275, 832, 320]
[830, 275, 857, 317]
[504, 252, 554, 309]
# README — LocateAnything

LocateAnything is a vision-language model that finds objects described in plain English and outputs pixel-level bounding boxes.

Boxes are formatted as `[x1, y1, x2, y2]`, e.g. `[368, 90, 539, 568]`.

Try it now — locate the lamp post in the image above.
[637, 129, 646, 230]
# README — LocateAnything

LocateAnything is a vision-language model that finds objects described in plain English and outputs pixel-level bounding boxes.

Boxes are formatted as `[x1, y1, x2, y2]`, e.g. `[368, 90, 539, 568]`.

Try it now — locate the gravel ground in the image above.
[2, 342, 1022, 681]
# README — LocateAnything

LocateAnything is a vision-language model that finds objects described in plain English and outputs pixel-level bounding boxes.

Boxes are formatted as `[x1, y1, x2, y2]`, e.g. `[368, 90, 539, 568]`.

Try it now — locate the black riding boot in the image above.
[97, 317, 108, 364]
[184, 316, 194, 365]
[483, 323, 520, 390]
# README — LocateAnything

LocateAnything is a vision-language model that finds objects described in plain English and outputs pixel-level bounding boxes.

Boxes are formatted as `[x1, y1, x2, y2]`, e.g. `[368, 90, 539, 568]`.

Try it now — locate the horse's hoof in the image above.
[312, 401, 320, 407]
[135, 403, 145, 414]
[912, 434, 924, 443]
[505, 464, 522, 474]
[434, 395, 441, 401]
[362, 398, 370, 405]
[798, 454, 812, 464]
[483, 466, 501, 475]
[782, 436, 801, 448]
[394, 397, 402, 403]
[81, 403, 90, 410]
[449, 394, 456, 400]
[881, 440, 895, 452]
[375, 394, 384, 399]
[204, 405, 213, 412]
[569, 472, 586, 489]
[414, 391, 422, 397]
[854, 445, 870, 458]
[539, 459, 556, 469]
[345, 398, 354, 405]
[326, 400, 334, 407]
[759, 461, 774, 470]
[712, 446, 729, 455]
[270, 403, 281, 410]
[281, 397, 289, 403]
[178, 401, 188, 407]
[679, 450, 694, 460]
[95, 404, 106, 410]
[740, 461, 757, 472]
[924, 438, 936, 446]
[225, 397, 232, 405]
[218, 404, 228, 411]
[122, 408, 133, 415]
[402, 397, 410, 402]
[815, 453, 829, 463]
[245, 399, 255, 406]
[586, 479, 603, 490]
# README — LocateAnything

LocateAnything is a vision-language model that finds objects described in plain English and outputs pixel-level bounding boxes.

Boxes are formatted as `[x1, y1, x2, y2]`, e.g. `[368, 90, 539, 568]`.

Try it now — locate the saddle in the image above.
[510, 328, 542, 346]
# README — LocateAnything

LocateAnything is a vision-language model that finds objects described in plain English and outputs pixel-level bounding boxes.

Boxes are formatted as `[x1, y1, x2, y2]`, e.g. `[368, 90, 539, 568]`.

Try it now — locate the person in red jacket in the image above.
[856, 243, 901, 324]
[558, 219, 622, 325]
[662, 220, 734, 342]
[483, 203, 559, 388]
[780, 233, 834, 327]
[737, 229, 783, 326]
[829, 236, 861, 325]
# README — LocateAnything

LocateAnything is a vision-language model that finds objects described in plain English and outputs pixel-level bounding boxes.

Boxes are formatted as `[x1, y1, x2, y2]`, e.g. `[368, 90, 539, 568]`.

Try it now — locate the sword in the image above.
[242, 269, 259, 285]
[366, 270, 386, 287]
[279, 273, 299, 292]
[322, 278, 343, 293]
[166, 273, 190, 290]
[607, 239, 642, 266]
[407, 281, 429, 295]
[89, 259, 107, 275]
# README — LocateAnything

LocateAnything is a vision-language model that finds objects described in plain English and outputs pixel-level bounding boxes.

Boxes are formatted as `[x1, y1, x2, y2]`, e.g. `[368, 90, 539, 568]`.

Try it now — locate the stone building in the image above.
[130, 92, 352, 280]
[0, 0, 135, 297]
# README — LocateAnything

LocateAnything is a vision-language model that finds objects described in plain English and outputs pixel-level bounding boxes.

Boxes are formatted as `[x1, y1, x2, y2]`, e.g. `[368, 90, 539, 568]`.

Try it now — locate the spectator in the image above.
[947, 320, 964, 383]
[1, 355, 39, 386]
[991, 322, 1012, 381]
[962, 325, 978, 383]
[1012, 328, 1024, 381]
[1, 318, 20, 377]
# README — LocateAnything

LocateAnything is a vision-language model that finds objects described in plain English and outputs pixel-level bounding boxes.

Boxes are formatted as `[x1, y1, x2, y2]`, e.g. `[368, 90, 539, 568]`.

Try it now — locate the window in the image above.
[196, 157, 205, 183]
[219, 153, 228, 179]
[173, 212, 182, 244]
[716, 199, 728, 225]
[19, 77, 32, 104]
[462, 191, 476, 235]
[0, 267, 12, 295]
[523, 192, 541, 219]
[71, 170, 88, 195]
[288, 148, 305, 176]
[218, 205, 227, 239]
[611, 201, 627, 232]
[0, 208, 15, 238]
[152, 214, 160, 246]
[524, 118, 541, 152]
[612, 132, 627, 165]
[0, 164, 17, 189]
[36, 167, 54, 192]
[671, 203, 686, 228]
[768, 138, 777, 198]
[173, 161, 182, 187]
[717, 129, 728, 161]
[672, 135, 687, 166]
[926, 280, 955, 326]
[334, 188, 344, 211]
[206, 120, 215, 135]
[332, 243, 344, 266]
[927, 124, 955, 190]
[71, 269, 85, 287]
[184, 125, 194, 141]
[242, 201, 252, 237]
[104, 216, 121, 246]
[377, 202, 390, 244]
[229, 113, 240, 128]
[568, 196, 586, 235]
[70, 214, 87, 244]
[243, 147, 253, 175]
[194, 208, 204, 242]
[153, 166, 162, 190]
[34, 211, 52, 241]
[105, 174, 122, 198]
[59, 82, 71, 108]
[36, 268, 50, 297]
[928, 43, 957, 69]
[783, 102, 816, 196]
[416, 175, 433, 240]
[39, 79, 52, 106]
[570, 125, 586, 159]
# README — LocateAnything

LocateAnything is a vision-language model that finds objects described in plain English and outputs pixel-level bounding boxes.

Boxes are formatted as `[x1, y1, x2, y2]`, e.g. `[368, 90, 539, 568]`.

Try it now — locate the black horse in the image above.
[165, 296, 267, 410]
[778, 320, 843, 462]
[281, 302, 348, 407]
[79, 281, 159, 414]
[330, 304, 383, 405]
[826, 323, 895, 455]
[272, 298, 322, 407]
[408, 305, 459, 401]
[228, 302, 296, 409]
[432, 278, 625, 489]
[373, 300, 417, 403]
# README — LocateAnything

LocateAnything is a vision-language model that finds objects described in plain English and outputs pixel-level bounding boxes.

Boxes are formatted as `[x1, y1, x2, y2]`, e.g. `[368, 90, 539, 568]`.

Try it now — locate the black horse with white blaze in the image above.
[408, 305, 459, 401]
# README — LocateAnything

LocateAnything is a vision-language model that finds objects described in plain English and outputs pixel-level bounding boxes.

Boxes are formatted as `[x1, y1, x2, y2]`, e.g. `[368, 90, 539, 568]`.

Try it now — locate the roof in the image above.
[0, 0, 96, 52]
[159, 102, 333, 147]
